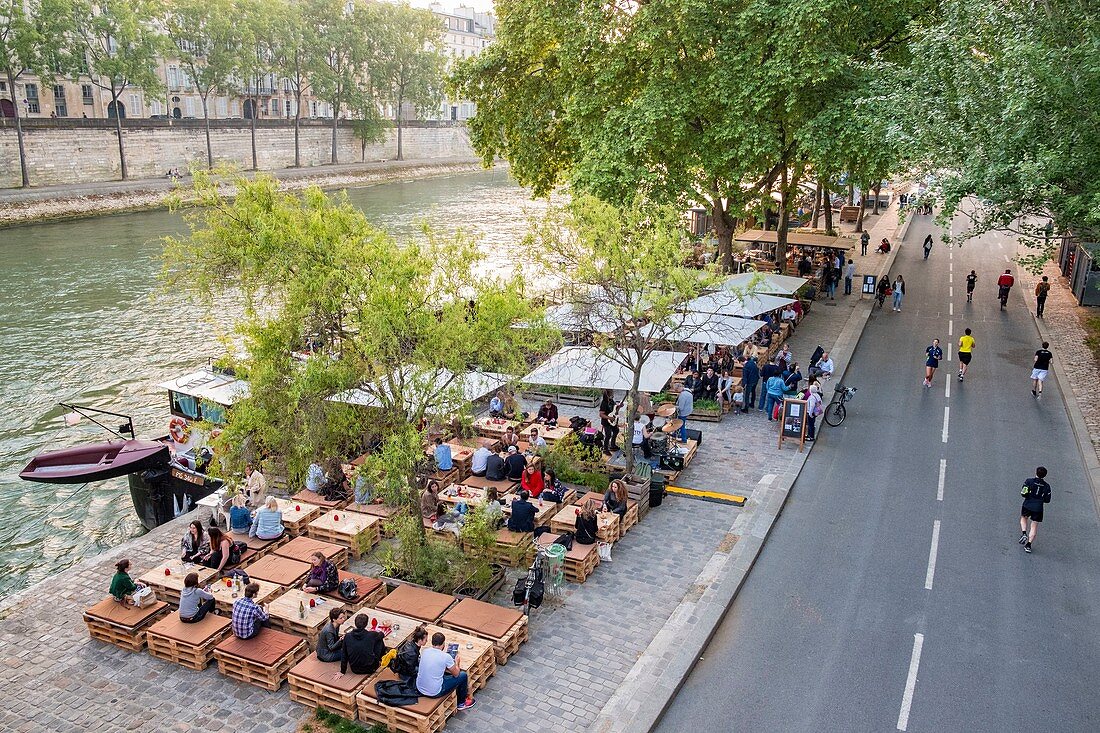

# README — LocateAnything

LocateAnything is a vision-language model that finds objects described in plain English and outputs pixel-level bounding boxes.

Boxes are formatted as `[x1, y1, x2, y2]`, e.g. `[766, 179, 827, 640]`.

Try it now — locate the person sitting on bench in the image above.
[602, 479, 628, 521]
[484, 450, 507, 481]
[574, 502, 599, 545]
[470, 444, 491, 477]
[416, 631, 475, 711]
[507, 490, 537, 533]
[231, 583, 269, 640]
[250, 496, 285, 540]
[336, 613, 386, 677]
[302, 551, 339, 594]
[179, 572, 216, 623]
[317, 607, 349, 663]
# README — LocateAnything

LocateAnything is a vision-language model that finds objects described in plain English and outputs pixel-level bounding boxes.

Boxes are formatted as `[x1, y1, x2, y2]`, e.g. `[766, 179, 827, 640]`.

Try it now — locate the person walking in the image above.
[824, 265, 836, 299]
[965, 269, 977, 302]
[844, 259, 855, 295]
[741, 356, 759, 414]
[758, 358, 781, 411]
[1031, 341, 1053, 397]
[923, 234, 933, 259]
[892, 275, 906, 311]
[957, 328, 975, 381]
[923, 338, 943, 387]
[1035, 276, 1050, 318]
[1018, 466, 1051, 554]
[860, 230, 869, 256]
[805, 384, 823, 441]
[675, 385, 693, 442]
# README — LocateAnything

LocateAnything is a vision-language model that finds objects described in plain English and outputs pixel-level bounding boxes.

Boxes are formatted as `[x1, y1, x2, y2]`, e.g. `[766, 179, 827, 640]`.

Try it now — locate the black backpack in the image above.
[512, 569, 545, 609]
[227, 540, 248, 566]
[389, 639, 420, 679]
[338, 578, 359, 601]
[553, 532, 574, 551]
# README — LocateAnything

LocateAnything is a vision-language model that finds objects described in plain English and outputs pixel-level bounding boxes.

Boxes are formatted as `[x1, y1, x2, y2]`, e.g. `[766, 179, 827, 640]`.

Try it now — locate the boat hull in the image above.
[128, 465, 224, 531]
[19, 439, 170, 484]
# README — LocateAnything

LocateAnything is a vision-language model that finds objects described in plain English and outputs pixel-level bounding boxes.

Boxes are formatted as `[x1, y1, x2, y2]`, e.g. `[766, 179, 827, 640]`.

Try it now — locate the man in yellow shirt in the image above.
[958, 328, 975, 381]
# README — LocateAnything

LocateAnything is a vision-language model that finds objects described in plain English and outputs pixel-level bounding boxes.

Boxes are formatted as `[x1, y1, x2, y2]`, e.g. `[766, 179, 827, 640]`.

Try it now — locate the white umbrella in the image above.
[721, 272, 808, 296]
[642, 312, 765, 346]
[683, 291, 797, 319]
[331, 368, 509, 412]
[522, 346, 688, 393]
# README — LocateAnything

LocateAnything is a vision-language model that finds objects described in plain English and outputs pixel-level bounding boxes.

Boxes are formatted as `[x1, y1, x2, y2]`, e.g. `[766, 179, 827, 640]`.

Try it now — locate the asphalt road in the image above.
[655, 213, 1100, 732]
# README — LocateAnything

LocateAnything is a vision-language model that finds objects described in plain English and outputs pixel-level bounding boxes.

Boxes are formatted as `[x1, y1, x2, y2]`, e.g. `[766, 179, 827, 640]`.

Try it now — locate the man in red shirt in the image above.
[997, 270, 1015, 305]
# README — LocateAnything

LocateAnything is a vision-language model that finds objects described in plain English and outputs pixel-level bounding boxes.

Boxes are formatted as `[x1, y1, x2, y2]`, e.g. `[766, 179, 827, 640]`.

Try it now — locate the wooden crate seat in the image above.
[289, 655, 373, 719]
[293, 489, 350, 510]
[213, 628, 308, 691]
[374, 584, 456, 623]
[274, 535, 349, 569]
[540, 533, 599, 583]
[357, 668, 456, 733]
[83, 597, 169, 651]
[480, 528, 535, 568]
[461, 475, 518, 494]
[146, 612, 232, 670]
[321, 570, 387, 610]
[438, 598, 529, 666]
[244, 555, 312, 586]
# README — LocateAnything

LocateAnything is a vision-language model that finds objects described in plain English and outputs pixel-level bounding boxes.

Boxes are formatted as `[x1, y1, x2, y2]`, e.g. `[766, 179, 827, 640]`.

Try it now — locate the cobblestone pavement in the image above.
[0, 213, 890, 732]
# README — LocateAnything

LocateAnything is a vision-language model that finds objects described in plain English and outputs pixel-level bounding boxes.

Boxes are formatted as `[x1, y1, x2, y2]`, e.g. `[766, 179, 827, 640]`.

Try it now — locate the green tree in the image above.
[73, 0, 163, 180]
[264, 0, 311, 167]
[163, 0, 243, 170]
[528, 194, 724, 474]
[162, 171, 558, 536]
[900, 0, 1100, 263]
[374, 2, 447, 161]
[0, 0, 79, 187]
[235, 0, 274, 171]
[304, 0, 373, 165]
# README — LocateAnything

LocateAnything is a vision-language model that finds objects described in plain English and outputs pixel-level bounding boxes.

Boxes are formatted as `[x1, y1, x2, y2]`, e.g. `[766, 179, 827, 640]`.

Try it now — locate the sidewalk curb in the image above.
[587, 205, 906, 733]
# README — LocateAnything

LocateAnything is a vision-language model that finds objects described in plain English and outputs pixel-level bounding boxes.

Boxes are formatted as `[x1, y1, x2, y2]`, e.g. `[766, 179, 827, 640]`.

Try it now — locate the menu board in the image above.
[778, 398, 807, 451]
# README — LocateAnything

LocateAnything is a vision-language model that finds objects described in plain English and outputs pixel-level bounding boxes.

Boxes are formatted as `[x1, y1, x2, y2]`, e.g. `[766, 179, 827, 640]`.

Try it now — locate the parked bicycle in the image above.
[824, 384, 857, 427]
[513, 536, 565, 616]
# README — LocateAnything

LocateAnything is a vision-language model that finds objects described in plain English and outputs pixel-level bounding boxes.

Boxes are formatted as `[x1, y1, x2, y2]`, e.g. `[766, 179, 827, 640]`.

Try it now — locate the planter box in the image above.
[689, 408, 723, 423]
[454, 563, 507, 602]
[623, 472, 651, 521]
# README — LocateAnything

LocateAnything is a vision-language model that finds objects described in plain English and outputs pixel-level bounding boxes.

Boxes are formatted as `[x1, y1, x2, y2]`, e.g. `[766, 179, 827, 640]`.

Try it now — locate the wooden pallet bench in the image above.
[539, 533, 599, 583]
[346, 502, 402, 536]
[208, 577, 285, 615]
[213, 628, 309, 691]
[274, 499, 323, 537]
[321, 570, 387, 611]
[439, 598, 529, 666]
[233, 532, 289, 560]
[357, 668, 456, 733]
[244, 554, 312, 587]
[421, 466, 460, 488]
[137, 562, 219, 606]
[422, 623, 496, 693]
[422, 516, 462, 545]
[83, 597, 170, 651]
[274, 535, 349, 570]
[472, 528, 535, 568]
[268, 589, 347, 649]
[146, 611, 232, 670]
[293, 489, 350, 511]
[460, 475, 518, 494]
[549, 504, 621, 544]
[374, 584, 456, 624]
[288, 655, 373, 720]
[307, 510, 382, 558]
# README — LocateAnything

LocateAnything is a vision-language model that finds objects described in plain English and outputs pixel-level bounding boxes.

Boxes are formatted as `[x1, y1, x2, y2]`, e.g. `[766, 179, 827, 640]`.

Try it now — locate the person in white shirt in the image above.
[244, 463, 267, 507]
[781, 306, 797, 323]
[810, 352, 835, 380]
[844, 259, 856, 295]
[470, 445, 491, 477]
[527, 427, 547, 451]
[416, 631, 475, 711]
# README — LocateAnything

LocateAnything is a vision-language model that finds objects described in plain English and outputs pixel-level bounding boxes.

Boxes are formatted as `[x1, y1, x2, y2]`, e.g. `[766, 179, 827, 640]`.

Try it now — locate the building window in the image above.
[53, 85, 68, 117]
[185, 98, 194, 117]
[311, 101, 317, 117]
[283, 78, 291, 92]
[216, 97, 227, 117]
[25, 83, 39, 113]
[0, 81, 7, 92]
[285, 100, 292, 117]
[81, 83, 93, 104]
[129, 93, 141, 117]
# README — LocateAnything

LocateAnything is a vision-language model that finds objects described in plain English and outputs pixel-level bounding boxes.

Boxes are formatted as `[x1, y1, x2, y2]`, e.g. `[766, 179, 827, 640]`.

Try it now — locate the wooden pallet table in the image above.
[82, 597, 169, 651]
[244, 554, 312, 587]
[137, 561, 219, 606]
[539, 533, 599, 583]
[274, 535, 349, 570]
[374, 584, 456, 623]
[451, 435, 501, 453]
[321, 570, 387, 611]
[439, 598, 528, 666]
[207, 577, 285, 614]
[549, 505, 621, 544]
[532, 424, 572, 444]
[357, 668, 457, 733]
[213, 628, 309, 691]
[459, 474, 517, 494]
[288, 655, 373, 719]
[471, 528, 535, 568]
[293, 489, 351, 511]
[621, 499, 640, 534]
[500, 493, 557, 527]
[346, 502, 403, 536]
[146, 611, 232, 670]
[471, 416, 528, 440]
[307, 511, 382, 559]
[268, 589, 346, 648]
[424, 442, 474, 480]
[338, 608, 419, 651]
[273, 498, 323, 537]
[422, 623, 497, 693]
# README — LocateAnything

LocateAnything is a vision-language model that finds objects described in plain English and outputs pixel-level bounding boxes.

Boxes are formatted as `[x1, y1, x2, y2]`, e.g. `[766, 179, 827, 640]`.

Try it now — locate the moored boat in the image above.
[19, 439, 169, 484]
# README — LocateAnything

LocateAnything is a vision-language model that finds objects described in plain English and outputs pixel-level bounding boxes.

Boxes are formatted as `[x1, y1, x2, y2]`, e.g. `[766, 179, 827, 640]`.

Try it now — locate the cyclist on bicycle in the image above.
[997, 269, 1015, 305]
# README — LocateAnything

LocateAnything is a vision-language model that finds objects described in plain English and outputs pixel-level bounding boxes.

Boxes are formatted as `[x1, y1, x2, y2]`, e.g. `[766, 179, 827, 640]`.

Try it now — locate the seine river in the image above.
[0, 167, 549, 602]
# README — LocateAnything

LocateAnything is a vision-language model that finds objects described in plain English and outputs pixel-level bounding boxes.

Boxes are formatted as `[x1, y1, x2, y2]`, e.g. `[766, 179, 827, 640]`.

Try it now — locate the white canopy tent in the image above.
[522, 346, 689, 393]
[542, 302, 621, 334]
[721, 272, 808, 296]
[330, 368, 510, 413]
[683, 291, 797, 319]
[642, 312, 765, 347]
[158, 368, 250, 406]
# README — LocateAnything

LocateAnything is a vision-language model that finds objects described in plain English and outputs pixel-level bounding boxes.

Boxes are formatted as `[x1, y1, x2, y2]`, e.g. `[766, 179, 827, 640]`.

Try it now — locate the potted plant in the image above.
[690, 398, 723, 422]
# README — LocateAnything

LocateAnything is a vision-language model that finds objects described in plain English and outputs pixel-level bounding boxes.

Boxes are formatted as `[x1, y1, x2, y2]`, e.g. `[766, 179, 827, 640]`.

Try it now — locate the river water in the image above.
[0, 167, 550, 602]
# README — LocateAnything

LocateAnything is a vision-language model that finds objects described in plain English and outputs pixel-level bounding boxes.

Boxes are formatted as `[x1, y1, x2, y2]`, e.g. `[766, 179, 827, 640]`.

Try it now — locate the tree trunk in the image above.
[712, 197, 735, 274]
[293, 93, 302, 167]
[823, 186, 835, 235]
[811, 182, 822, 229]
[872, 180, 882, 215]
[776, 167, 790, 273]
[330, 100, 339, 164]
[396, 92, 404, 161]
[854, 182, 868, 233]
[847, 181, 854, 206]
[113, 87, 128, 181]
[7, 70, 29, 187]
[623, 361, 643, 476]
[250, 91, 258, 171]
[201, 96, 213, 169]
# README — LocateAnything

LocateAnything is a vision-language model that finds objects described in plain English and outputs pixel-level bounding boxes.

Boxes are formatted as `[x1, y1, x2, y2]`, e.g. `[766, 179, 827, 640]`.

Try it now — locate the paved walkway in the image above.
[0, 209, 895, 732]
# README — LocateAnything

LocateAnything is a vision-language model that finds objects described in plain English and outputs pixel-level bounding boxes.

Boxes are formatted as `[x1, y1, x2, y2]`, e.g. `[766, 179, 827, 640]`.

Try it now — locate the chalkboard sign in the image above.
[778, 398, 808, 451]
[862, 274, 877, 294]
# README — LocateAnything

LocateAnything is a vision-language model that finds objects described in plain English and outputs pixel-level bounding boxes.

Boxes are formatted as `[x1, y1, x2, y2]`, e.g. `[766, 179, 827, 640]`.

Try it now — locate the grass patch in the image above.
[299, 708, 390, 733]
[1083, 315, 1100, 363]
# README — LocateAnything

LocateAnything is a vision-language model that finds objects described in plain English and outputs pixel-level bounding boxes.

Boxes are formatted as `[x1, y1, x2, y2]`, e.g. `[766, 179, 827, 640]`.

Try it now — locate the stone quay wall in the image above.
[0, 118, 474, 187]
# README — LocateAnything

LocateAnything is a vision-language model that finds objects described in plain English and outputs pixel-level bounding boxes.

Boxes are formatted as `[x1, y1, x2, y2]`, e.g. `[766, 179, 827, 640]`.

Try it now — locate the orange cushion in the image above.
[245, 555, 311, 585]
[215, 627, 302, 665]
[294, 490, 342, 508]
[374, 584, 455, 622]
[84, 597, 167, 627]
[289, 655, 369, 692]
[362, 668, 451, 714]
[439, 598, 522, 640]
[148, 612, 230, 643]
[275, 536, 344, 563]
[321, 571, 383, 605]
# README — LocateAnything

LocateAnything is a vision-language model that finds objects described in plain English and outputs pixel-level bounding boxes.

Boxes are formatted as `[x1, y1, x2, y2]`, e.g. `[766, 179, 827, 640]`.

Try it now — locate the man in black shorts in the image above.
[1031, 342, 1053, 397]
[1019, 466, 1051, 553]
[965, 270, 977, 303]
